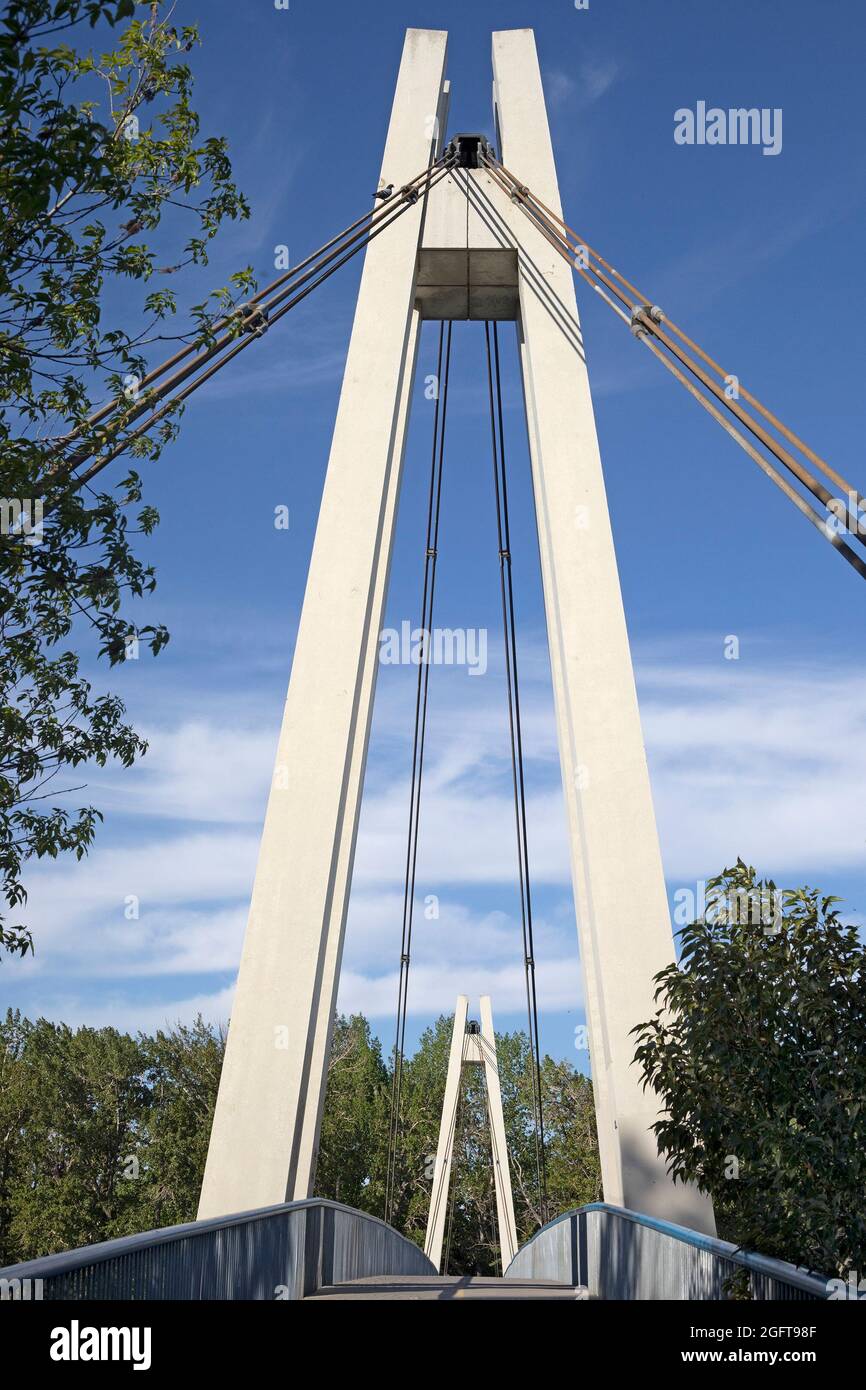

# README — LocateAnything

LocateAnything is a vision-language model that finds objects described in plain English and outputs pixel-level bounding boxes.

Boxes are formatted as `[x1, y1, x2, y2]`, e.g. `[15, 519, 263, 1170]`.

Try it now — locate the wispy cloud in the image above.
[637, 176, 865, 330]
[10, 636, 866, 1036]
[544, 58, 620, 112]
[544, 69, 577, 110]
[339, 895, 582, 1018]
[578, 58, 620, 107]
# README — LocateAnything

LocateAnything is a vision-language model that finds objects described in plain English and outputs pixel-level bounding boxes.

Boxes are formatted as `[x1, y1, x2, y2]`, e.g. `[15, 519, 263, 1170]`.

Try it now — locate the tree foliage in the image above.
[632, 860, 866, 1278]
[0, 0, 250, 957]
[0, 1008, 600, 1276]
[0, 1008, 223, 1263]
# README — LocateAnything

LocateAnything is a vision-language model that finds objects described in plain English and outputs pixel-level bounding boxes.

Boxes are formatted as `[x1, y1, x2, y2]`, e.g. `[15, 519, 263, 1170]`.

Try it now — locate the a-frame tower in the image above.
[199, 28, 714, 1238]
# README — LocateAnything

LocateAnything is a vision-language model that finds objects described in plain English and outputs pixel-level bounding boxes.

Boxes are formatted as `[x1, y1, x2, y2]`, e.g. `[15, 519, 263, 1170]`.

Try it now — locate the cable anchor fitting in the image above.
[631, 303, 664, 338]
[235, 302, 270, 338]
[443, 133, 496, 168]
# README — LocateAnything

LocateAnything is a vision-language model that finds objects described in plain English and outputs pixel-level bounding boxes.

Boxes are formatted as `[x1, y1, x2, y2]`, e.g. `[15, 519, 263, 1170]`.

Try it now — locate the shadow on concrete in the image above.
[459, 170, 588, 364]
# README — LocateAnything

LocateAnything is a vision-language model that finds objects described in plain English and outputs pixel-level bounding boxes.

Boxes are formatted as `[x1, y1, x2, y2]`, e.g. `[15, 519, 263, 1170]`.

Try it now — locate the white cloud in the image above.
[11, 643, 866, 1037]
[20, 831, 258, 978]
[543, 59, 620, 112]
[544, 69, 577, 110]
[21, 984, 237, 1036]
[340, 896, 582, 1018]
[579, 58, 620, 106]
[639, 661, 866, 880]
[95, 720, 276, 824]
[338, 956, 581, 1020]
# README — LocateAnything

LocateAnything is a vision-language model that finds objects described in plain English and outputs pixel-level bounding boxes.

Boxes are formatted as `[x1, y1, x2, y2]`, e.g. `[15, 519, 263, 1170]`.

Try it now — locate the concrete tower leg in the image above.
[198, 29, 449, 1219]
[491, 28, 714, 1233]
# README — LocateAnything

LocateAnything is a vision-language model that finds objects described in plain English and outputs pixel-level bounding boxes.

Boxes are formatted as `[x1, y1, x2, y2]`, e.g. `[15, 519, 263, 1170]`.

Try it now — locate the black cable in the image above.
[484, 319, 549, 1225]
[384, 319, 453, 1225]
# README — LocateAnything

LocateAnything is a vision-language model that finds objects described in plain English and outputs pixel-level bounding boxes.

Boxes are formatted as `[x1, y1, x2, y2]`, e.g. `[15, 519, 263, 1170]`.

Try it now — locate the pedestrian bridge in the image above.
[0, 1200, 828, 1302]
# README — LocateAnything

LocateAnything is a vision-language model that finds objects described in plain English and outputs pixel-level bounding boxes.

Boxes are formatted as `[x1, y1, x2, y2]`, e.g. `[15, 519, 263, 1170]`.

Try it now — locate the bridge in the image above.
[0, 1200, 829, 1302]
[2, 26, 854, 1305]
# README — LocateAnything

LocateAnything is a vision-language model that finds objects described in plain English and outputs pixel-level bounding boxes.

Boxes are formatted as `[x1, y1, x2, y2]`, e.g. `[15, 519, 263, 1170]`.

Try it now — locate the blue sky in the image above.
[5, 0, 866, 1074]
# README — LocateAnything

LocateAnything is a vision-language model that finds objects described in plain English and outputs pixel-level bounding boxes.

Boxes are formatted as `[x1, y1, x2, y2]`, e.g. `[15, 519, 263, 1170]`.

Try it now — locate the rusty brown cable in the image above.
[50, 158, 450, 471]
[56, 160, 457, 500]
[487, 154, 865, 516]
[635, 327, 866, 582]
[480, 156, 866, 579]
[482, 155, 866, 546]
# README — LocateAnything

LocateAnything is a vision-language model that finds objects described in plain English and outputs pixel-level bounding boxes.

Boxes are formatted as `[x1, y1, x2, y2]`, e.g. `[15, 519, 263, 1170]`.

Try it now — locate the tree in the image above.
[0, 0, 250, 957]
[0, 1009, 31, 1263]
[0, 1008, 226, 1261]
[314, 1014, 389, 1211]
[3, 1015, 150, 1258]
[632, 860, 866, 1277]
[139, 1016, 225, 1230]
[0, 1007, 599, 1271]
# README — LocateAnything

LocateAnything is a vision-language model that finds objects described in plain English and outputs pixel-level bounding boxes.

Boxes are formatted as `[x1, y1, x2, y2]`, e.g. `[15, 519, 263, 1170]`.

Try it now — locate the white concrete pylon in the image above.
[490, 30, 714, 1234]
[478, 996, 519, 1269]
[197, 29, 449, 1220]
[424, 997, 518, 1273]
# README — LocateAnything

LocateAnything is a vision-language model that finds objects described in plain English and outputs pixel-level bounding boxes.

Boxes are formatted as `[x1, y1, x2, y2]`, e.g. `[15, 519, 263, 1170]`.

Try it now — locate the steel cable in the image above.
[47, 157, 456, 498]
[479, 154, 866, 581]
[384, 320, 453, 1226]
[484, 319, 548, 1225]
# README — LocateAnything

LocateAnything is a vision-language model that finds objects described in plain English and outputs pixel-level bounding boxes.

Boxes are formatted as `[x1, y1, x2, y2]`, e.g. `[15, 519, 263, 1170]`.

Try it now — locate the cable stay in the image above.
[43, 153, 456, 503]
[479, 152, 866, 584]
[384, 320, 453, 1228]
[484, 320, 548, 1228]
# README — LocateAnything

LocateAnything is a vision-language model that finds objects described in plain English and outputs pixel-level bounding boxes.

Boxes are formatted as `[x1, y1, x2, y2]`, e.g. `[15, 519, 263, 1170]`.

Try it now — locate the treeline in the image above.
[0, 1009, 600, 1274]
[0, 1012, 222, 1266]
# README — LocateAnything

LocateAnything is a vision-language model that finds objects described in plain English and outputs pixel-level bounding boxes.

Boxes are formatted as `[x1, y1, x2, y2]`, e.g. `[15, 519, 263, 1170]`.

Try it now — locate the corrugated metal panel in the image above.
[504, 1204, 829, 1300]
[0, 1199, 434, 1301]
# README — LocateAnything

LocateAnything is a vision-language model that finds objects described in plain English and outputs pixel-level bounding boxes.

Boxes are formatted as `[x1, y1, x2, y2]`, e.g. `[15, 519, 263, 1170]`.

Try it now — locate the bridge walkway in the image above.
[304, 1274, 582, 1300]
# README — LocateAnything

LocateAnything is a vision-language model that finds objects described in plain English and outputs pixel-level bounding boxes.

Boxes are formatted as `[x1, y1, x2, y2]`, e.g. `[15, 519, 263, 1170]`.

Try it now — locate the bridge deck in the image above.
[304, 1275, 582, 1300]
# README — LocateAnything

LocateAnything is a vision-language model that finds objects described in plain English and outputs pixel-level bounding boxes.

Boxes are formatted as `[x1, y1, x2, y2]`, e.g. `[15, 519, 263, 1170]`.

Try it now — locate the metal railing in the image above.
[504, 1203, 830, 1300]
[0, 1199, 435, 1301]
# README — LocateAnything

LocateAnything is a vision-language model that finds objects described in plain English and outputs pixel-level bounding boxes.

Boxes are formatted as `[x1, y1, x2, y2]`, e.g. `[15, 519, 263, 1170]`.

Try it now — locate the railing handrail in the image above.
[506, 1202, 831, 1298]
[0, 1197, 420, 1283]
